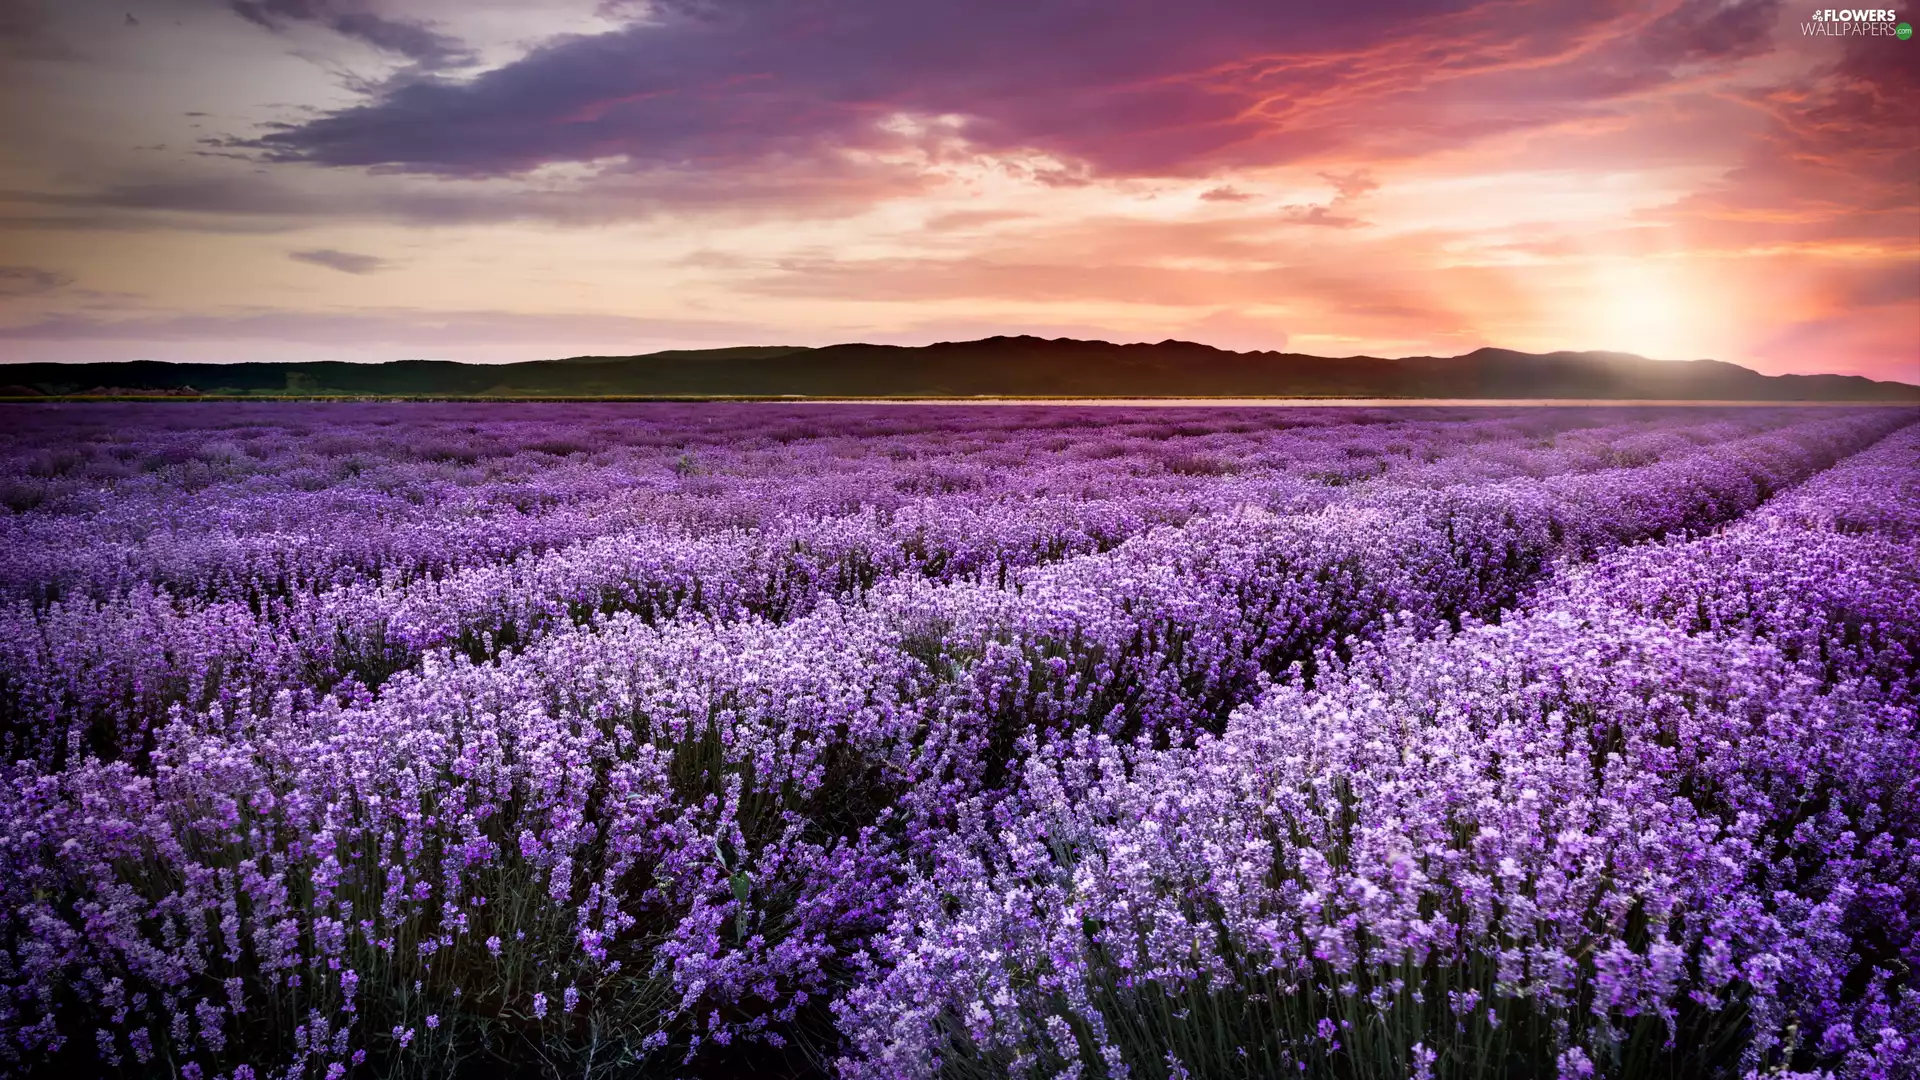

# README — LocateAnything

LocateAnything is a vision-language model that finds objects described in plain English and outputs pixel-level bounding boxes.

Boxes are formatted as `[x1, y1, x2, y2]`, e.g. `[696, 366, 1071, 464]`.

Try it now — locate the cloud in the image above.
[1669, 34, 1919, 248]
[0, 1, 77, 59]
[0, 306, 782, 350]
[4, 150, 935, 231]
[1278, 203, 1365, 228]
[0, 266, 75, 298]
[734, 251, 1465, 329]
[242, 0, 1769, 190]
[228, 0, 476, 70]
[1318, 170, 1379, 201]
[1199, 186, 1254, 203]
[10, 1, 1814, 234]
[1210, 169, 1378, 225]
[1640, 0, 1780, 65]
[289, 247, 390, 273]
[923, 209, 1037, 231]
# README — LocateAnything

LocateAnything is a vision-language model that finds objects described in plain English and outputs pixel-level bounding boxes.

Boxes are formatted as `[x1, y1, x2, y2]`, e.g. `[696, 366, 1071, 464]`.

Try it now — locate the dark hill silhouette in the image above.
[3, 337, 1915, 401]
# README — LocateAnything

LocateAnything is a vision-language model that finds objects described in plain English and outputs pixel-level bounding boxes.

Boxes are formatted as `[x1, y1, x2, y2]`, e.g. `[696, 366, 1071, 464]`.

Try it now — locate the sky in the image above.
[0, 0, 1914, 380]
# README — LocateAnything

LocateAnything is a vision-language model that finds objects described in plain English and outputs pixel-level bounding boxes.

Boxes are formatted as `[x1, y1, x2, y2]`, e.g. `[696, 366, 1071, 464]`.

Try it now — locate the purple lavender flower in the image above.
[1, 404, 1913, 1079]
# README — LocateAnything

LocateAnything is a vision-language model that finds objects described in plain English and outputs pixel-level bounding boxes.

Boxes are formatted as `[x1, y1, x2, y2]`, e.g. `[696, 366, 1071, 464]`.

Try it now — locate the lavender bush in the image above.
[839, 424, 1920, 1080]
[0, 404, 1913, 1079]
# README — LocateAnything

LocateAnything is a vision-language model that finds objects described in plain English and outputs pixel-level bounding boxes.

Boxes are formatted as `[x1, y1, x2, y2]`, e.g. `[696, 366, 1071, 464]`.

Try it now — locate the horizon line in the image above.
[0, 336, 1776, 368]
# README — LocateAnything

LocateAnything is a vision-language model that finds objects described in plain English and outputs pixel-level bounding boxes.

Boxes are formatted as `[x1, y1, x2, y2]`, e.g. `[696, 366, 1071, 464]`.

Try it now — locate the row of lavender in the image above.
[841, 424, 1920, 1079]
[5, 404, 1738, 603]
[1, 407, 1844, 767]
[0, 406, 1912, 1079]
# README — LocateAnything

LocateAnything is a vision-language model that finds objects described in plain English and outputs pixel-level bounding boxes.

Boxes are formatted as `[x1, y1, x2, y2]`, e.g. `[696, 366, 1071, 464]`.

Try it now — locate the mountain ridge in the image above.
[3, 337, 1916, 401]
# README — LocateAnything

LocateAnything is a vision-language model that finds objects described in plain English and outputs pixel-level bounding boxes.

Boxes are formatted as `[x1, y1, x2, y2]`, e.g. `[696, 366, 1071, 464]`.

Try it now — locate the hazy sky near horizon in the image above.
[0, 0, 1914, 378]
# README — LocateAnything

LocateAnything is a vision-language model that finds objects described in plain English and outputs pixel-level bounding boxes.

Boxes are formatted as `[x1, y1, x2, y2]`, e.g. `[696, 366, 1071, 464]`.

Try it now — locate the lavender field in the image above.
[1, 403, 1916, 1080]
